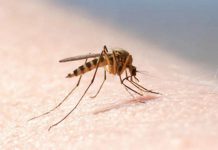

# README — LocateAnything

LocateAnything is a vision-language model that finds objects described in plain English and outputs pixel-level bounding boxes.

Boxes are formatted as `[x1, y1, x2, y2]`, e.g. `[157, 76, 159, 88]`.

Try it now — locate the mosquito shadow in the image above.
[93, 95, 159, 115]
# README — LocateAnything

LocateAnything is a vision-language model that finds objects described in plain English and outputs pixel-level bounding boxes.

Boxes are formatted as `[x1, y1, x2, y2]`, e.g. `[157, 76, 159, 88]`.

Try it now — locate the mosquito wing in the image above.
[59, 53, 101, 63]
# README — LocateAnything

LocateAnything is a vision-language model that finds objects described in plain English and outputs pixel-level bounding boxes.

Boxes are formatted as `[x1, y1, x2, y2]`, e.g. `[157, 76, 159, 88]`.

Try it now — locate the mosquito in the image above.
[29, 45, 161, 131]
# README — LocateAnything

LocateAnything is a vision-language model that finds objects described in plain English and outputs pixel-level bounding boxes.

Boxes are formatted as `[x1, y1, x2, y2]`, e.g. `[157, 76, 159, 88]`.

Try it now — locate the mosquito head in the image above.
[130, 65, 137, 76]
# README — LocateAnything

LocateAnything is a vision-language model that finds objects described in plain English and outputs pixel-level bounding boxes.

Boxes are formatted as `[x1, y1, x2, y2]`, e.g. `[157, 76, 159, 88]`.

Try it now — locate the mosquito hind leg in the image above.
[28, 59, 88, 121]
[28, 75, 82, 121]
[48, 49, 105, 131]
[90, 69, 106, 98]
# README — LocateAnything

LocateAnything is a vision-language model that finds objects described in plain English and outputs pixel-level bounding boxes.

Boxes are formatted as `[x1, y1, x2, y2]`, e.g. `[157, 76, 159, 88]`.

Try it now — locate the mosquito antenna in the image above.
[136, 70, 159, 79]
[136, 70, 150, 76]
[137, 70, 148, 73]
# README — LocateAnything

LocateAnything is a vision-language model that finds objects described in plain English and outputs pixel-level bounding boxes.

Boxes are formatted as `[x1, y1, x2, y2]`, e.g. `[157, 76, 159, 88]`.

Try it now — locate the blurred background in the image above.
[53, 0, 218, 71]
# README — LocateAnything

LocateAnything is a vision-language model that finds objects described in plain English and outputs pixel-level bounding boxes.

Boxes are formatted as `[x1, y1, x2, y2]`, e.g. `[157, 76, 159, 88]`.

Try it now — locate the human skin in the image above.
[1, 1, 218, 150]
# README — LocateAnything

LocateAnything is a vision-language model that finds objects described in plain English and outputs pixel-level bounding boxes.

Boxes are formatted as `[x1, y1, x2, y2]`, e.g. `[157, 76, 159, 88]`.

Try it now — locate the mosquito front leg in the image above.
[124, 74, 144, 95]
[48, 49, 105, 131]
[123, 70, 134, 98]
[128, 78, 161, 95]
[119, 75, 143, 96]
[123, 76, 161, 95]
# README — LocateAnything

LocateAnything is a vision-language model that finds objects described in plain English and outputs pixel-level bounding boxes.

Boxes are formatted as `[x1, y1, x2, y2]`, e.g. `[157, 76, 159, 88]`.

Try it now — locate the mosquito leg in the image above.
[90, 69, 106, 98]
[125, 75, 144, 94]
[28, 59, 88, 121]
[124, 76, 149, 91]
[125, 77, 161, 95]
[122, 80, 143, 96]
[131, 80, 161, 95]
[89, 45, 110, 98]
[124, 85, 135, 98]
[125, 70, 128, 77]
[48, 50, 105, 131]
[123, 70, 134, 98]
[28, 76, 82, 121]
[119, 75, 143, 96]
[126, 79, 146, 94]
[133, 76, 139, 82]
[111, 50, 137, 97]
[122, 76, 149, 93]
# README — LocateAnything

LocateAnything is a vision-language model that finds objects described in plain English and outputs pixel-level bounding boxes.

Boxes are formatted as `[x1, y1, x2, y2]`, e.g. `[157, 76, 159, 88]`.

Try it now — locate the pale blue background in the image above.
[54, 0, 218, 71]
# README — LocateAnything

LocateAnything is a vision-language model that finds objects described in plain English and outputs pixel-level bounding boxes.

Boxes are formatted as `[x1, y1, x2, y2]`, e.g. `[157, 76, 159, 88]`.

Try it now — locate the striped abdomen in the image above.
[66, 56, 107, 77]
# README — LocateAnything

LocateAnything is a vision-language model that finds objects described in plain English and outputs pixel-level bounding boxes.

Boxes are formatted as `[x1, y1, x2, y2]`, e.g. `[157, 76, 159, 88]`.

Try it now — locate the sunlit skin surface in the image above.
[1, 0, 218, 150]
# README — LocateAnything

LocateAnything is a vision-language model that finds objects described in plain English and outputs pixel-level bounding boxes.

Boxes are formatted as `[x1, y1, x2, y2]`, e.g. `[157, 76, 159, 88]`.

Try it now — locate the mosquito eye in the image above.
[132, 68, 136, 76]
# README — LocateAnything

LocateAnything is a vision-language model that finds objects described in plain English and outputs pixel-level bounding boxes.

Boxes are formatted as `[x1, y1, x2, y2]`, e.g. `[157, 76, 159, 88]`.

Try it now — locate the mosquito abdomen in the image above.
[66, 57, 106, 77]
